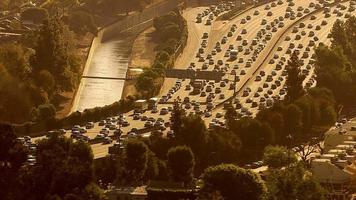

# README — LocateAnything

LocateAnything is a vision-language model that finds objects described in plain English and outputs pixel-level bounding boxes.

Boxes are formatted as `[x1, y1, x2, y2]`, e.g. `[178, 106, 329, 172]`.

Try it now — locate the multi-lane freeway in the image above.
[29, 0, 356, 159]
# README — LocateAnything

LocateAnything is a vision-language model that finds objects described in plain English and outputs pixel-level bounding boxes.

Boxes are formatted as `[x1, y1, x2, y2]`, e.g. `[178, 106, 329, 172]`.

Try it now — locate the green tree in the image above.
[225, 106, 238, 128]
[330, 19, 349, 49]
[22, 133, 94, 199]
[170, 101, 185, 136]
[67, 11, 97, 34]
[32, 15, 76, 92]
[205, 129, 241, 166]
[283, 104, 303, 138]
[144, 150, 159, 181]
[320, 105, 337, 125]
[263, 145, 297, 168]
[177, 114, 207, 159]
[34, 103, 56, 121]
[231, 118, 275, 162]
[124, 140, 148, 185]
[0, 123, 28, 200]
[267, 164, 326, 200]
[0, 43, 31, 79]
[201, 164, 266, 200]
[93, 156, 118, 186]
[285, 51, 305, 102]
[167, 146, 195, 185]
[37, 70, 56, 95]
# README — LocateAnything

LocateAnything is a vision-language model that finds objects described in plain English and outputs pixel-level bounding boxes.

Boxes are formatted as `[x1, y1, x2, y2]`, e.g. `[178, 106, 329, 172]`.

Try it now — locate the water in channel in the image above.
[73, 34, 135, 112]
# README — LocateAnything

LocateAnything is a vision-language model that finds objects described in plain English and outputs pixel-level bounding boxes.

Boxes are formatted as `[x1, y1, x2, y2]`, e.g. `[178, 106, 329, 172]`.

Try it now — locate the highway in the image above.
[31, 0, 356, 159]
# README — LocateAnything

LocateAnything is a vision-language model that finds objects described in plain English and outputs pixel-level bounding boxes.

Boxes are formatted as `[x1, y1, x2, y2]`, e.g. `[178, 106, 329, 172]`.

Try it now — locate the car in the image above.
[206, 19, 211, 25]
[160, 107, 169, 115]
[267, 11, 273, 16]
[240, 70, 246, 75]
[219, 94, 225, 99]
[203, 32, 208, 38]
[241, 18, 247, 24]
[99, 120, 106, 126]
[261, 19, 267, 25]
[254, 10, 259, 15]
[241, 29, 247, 34]
[205, 111, 212, 117]
[227, 31, 233, 37]
[236, 35, 242, 41]
[151, 107, 158, 113]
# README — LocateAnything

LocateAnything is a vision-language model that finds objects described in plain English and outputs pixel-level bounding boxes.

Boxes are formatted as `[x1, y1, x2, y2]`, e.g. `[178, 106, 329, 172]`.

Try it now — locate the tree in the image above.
[0, 123, 28, 200]
[37, 70, 56, 95]
[330, 19, 348, 49]
[32, 15, 76, 92]
[124, 140, 148, 185]
[67, 10, 97, 34]
[22, 133, 94, 199]
[93, 156, 118, 186]
[144, 150, 159, 181]
[231, 118, 275, 162]
[225, 106, 238, 128]
[266, 163, 326, 200]
[167, 146, 195, 185]
[285, 51, 305, 102]
[177, 114, 207, 159]
[205, 129, 241, 167]
[283, 104, 303, 138]
[320, 105, 337, 125]
[263, 145, 297, 168]
[34, 103, 56, 121]
[170, 101, 185, 136]
[201, 164, 266, 200]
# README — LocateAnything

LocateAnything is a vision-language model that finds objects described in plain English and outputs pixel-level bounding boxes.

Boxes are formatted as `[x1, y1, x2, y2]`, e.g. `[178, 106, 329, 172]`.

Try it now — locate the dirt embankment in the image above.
[122, 26, 158, 99]
[129, 27, 157, 69]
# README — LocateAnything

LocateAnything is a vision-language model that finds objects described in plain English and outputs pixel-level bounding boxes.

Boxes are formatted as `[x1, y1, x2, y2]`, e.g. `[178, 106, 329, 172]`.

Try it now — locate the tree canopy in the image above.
[201, 164, 267, 200]
[167, 145, 195, 185]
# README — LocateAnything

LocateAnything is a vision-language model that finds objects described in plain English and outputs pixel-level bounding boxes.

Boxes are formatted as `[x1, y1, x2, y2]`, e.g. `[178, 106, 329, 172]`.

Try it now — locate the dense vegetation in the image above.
[315, 16, 356, 109]
[0, 15, 80, 123]
[1, 124, 107, 200]
[135, 9, 188, 97]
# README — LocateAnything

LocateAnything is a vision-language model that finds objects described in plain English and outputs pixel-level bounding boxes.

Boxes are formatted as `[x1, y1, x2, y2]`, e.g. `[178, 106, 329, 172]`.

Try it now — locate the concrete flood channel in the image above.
[72, 33, 135, 112]
[70, 0, 180, 112]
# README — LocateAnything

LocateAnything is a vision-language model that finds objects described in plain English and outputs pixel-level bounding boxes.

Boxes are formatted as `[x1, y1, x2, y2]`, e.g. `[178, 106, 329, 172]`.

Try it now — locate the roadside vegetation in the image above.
[315, 16, 356, 112]
[135, 9, 188, 98]
[0, 15, 81, 123]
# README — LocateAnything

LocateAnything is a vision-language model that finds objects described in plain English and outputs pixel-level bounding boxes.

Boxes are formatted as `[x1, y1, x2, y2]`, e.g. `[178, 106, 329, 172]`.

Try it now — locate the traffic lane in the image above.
[159, 7, 211, 96]
[241, 2, 353, 115]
